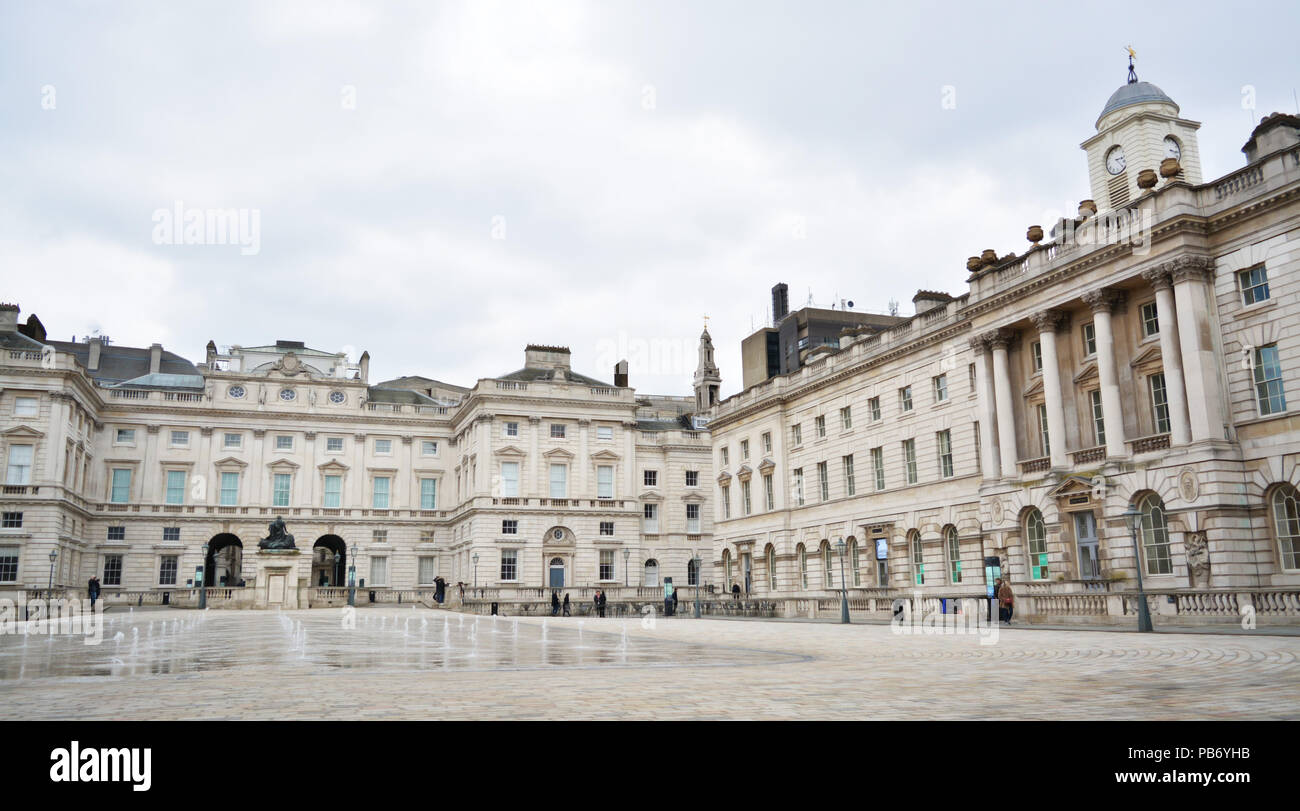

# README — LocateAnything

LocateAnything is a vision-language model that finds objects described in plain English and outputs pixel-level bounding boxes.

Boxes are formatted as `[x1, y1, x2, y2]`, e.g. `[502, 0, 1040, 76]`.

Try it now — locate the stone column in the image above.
[577, 419, 590, 497]
[1166, 255, 1223, 442]
[1141, 267, 1191, 445]
[1082, 289, 1127, 459]
[988, 329, 1018, 477]
[252, 429, 267, 503]
[198, 427, 213, 505]
[1030, 310, 1069, 469]
[142, 425, 161, 502]
[352, 433, 366, 507]
[45, 394, 69, 487]
[528, 416, 542, 498]
[968, 336, 1001, 478]
[303, 432, 317, 507]
[399, 435, 413, 508]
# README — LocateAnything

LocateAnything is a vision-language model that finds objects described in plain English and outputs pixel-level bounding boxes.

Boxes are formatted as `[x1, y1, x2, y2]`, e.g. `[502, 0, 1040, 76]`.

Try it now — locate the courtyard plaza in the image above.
[1, 607, 1297, 720]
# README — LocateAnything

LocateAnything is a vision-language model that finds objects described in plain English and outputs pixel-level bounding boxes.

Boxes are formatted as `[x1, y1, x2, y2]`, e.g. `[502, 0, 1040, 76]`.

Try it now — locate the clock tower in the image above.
[1080, 54, 1202, 211]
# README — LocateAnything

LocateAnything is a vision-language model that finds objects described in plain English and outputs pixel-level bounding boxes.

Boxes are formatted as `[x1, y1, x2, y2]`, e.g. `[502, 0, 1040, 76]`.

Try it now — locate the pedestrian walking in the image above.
[731, 582, 741, 600]
[87, 575, 100, 610]
[551, 590, 560, 617]
[997, 578, 1015, 625]
[562, 593, 571, 616]
[598, 589, 607, 618]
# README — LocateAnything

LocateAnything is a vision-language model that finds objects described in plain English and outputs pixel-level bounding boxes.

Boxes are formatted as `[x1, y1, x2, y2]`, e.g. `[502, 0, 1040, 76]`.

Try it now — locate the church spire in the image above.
[693, 320, 721, 412]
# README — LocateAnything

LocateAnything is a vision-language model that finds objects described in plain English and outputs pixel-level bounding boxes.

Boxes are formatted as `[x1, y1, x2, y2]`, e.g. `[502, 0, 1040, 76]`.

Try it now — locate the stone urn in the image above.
[1137, 168, 1158, 189]
[980, 248, 998, 267]
[1026, 225, 1044, 244]
[966, 256, 983, 272]
[1078, 199, 1097, 219]
[1160, 157, 1181, 178]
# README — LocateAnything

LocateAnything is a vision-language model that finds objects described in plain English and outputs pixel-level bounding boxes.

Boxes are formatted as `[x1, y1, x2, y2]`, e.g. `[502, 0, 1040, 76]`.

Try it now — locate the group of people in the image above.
[548, 590, 611, 617]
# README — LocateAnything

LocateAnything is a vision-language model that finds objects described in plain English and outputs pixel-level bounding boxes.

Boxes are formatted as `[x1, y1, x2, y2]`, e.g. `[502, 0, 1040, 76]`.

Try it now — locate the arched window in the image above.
[847, 537, 860, 587]
[1138, 493, 1172, 575]
[1272, 485, 1300, 571]
[909, 530, 924, 585]
[643, 559, 660, 587]
[821, 541, 834, 589]
[797, 543, 808, 589]
[722, 549, 732, 588]
[945, 526, 961, 584]
[686, 557, 699, 586]
[1025, 509, 1048, 580]
[766, 544, 777, 590]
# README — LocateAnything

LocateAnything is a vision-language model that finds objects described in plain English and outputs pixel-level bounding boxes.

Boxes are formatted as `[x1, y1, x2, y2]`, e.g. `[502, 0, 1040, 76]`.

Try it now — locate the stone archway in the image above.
[206, 533, 243, 587]
[312, 535, 347, 587]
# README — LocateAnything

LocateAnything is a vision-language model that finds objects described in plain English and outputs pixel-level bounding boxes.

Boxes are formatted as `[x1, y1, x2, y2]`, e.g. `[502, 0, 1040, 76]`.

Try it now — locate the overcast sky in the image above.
[2, 1, 1297, 398]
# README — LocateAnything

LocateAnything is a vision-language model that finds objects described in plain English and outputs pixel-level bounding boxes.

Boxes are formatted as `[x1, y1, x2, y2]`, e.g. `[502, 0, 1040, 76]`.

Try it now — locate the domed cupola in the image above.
[1097, 80, 1179, 129]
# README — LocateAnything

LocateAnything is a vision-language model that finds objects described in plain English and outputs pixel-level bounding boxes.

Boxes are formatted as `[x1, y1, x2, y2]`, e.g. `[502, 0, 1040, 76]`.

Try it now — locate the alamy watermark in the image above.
[151, 201, 261, 255]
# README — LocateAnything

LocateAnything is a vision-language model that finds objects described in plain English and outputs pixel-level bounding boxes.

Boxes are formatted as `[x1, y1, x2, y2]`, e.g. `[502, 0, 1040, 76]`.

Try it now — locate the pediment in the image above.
[590, 449, 622, 461]
[1046, 475, 1100, 499]
[1129, 344, 1163, 369]
[543, 447, 575, 459]
[680, 492, 706, 503]
[1072, 360, 1099, 385]
[757, 458, 776, 474]
[1, 425, 44, 438]
[735, 464, 753, 481]
[494, 444, 527, 457]
[1022, 376, 1044, 398]
[318, 460, 349, 473]
[213, 456, 248, 469]
[639, 491, 665, 502]
[267, 459, 301, 471]
[716, 472, 732, 485]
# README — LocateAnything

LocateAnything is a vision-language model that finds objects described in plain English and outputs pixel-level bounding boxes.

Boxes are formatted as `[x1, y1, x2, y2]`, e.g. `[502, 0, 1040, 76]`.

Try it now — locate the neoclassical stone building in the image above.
[708, 73, 1300, 622]
[0, 315, 715, 607]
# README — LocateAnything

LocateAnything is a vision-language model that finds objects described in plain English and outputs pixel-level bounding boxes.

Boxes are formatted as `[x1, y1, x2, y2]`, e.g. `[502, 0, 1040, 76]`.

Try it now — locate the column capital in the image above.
[967, 335, 988, 355]
[1140, 266, 1174, 291]
[1082, 288, 1123, 314]
[983, 327, 1017, 350]
[1161, 254, 1215, 285]
[1029, 309, 1068, 333]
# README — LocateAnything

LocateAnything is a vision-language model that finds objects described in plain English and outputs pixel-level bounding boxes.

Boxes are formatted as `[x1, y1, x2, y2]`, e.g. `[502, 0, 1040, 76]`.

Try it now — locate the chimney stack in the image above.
[771, 283, 789, 322]
[88, 336, 103, 371]
[149, 343, 163, 375]
[205, 340, 217, 366]
[0, 303, 18, 333]
[359, 350, 370, 383]
[614, 359, 629, 388]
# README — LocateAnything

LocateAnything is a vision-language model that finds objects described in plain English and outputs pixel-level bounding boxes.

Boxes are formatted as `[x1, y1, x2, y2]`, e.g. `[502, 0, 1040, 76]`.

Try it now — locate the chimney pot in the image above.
[149, 343, 163, 375]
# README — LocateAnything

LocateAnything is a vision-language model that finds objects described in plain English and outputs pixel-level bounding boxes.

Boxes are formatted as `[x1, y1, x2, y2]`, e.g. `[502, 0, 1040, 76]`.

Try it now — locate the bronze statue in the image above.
[259, 516, 296, 550]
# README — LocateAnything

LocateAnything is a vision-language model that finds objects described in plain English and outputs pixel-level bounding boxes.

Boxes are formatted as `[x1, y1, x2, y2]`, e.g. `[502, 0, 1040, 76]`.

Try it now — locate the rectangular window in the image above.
[115, 428, 135, 444]
[597, 425, 613, 441]
[685, 470, 698, 488]
[599, 550, 615, 581]
[369, 556, 388, 587]
[1082, 323, 1096, 356]
[687, 503, 700, 534]
[719, 447, 729, 467]
[1037, 403, 1051, 456]
[159, 555, 178, 586]
[1255, 344, 1287, 415]
[869, 397, 881, 421]
[903, 439, 917, 484]
[272, 473, 292, 507]
[1031, 342, 1043, 372]
[421, 440, 438, 456]
[740, 439, 750, 459]
[793, 468, 805, 506]
[1, 512, 21, 528]
[323, 475, 342, 508]
[761, 432, 772, 454]
[933, 374, 948, 403]
[500, 462, 519, 498]
[1090, 390, 1106, 446]
[162, 527, 180, 542]
[900, 386, 913, 412]
[600, 521, 614, 536]
[840, 406, 852, 430]
[843, 454, 856, 496]
[742, 480, 753, 515]
[817, 461, 829, 501]
[872, 448, 885, 490]
[502, 519, 518, 535]
[420, 478, 438, 510]
[107, 526, 125, 541]
[764, 473, 775, 510]
[14, 397, 37, 417]
[597, 465, 614, 499]
[720, 486, 731, 519]
[6, 444, 33, 485]
[223, 432, 242, 449]
[164, 470, 186, 505]
[1140, 301, 1160, 337]
[275, 435, 293, 451]
[0, 545, 17, 582]
[815, 416, 826, 438]
[374, 439, 392, 454]
[643, 503, 659, 532]
[169, 430, 189, 446]
[219, 472, 239, 505]
[103, 554, 123, 586]
[504, 422, 519, 438]
[550, 424, 566, 439]
[1239, 265, 1270, 306]
[500, 550, 518, 581]
[1149, 373, 1171, 434]
[643, 470, 658, 487]
[419, 557, 438, 585]
[110, 468, 132, 503]
[549, 464, 567, 498]
[326, 437, 345, 452]
[372, 476, 390, 509]
[791, 424, 802, 446]
[372, 529, 387, 543]
[937, 430, 954, 478]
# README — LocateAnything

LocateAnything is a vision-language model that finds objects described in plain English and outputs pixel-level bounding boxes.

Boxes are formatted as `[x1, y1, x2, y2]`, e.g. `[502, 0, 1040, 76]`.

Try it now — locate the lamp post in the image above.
[347, 546, 357, 607]
[623, 548, 630, 588]
[692, 555, 702, 619]
[1122, 503, 1154, 632]
[472, 552, 479, 591]
[198, 542, 209, 609]
[835, 538, 849, 624]
[47, 548, 58, 604]
[333, 552, 341, 588]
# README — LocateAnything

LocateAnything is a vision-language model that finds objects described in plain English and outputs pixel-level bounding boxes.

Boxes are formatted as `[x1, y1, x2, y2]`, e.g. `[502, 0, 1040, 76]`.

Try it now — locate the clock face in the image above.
[1163, 136, 1181, 160]
[1105, 145, 1126, 175]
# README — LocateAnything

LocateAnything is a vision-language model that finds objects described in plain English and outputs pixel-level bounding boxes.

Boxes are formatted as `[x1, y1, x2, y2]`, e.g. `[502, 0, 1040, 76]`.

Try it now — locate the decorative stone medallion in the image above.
[1178, 469, 1199, 503]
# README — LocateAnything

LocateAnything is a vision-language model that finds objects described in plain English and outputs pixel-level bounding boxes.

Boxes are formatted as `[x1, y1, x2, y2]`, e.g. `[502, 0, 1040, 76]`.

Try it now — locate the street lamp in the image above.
[47, 548, 58, 603]
[623, 548, 630, 588]
[198, 541, 209, 609]
[347, 546, 357, 607]
[835, 538, 849, 624]
[692, 555, 702, 619]
[333, 552, 341, 588]
[1122, 503, 1154, 633]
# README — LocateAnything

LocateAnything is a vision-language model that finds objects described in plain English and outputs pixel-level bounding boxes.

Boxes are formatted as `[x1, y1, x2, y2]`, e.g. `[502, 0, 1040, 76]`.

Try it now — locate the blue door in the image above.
[548, 557, 565, 588]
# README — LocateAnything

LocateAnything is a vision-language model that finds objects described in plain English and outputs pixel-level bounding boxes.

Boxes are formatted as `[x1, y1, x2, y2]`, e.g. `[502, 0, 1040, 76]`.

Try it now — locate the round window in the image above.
[279, 388, 297, 402]
[328, 390, 346, 404]
[228, 385, 246, 399]
[553, 529, 564, 540]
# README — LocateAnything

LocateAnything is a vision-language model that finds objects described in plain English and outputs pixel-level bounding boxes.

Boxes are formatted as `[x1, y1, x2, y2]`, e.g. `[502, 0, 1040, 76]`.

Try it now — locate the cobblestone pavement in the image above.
[2, 607, 1297, 720]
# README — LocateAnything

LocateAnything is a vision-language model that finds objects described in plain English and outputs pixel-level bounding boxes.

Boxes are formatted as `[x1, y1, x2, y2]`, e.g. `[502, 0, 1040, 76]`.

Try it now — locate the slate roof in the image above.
[45, 341, 202, 388]
[497, 367, 610, 386]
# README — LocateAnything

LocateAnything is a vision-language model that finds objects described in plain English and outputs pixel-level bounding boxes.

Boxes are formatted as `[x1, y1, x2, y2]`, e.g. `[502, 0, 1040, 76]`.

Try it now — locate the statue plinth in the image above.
[251, 545, 306, 609]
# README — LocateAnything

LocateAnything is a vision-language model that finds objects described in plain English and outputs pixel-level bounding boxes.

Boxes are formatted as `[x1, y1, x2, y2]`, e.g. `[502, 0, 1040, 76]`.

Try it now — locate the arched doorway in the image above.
[548, 557, 566, 588]
[644, 559, 660, 587]
[206, 534, 243, 587]
[312, 535, 347, 587]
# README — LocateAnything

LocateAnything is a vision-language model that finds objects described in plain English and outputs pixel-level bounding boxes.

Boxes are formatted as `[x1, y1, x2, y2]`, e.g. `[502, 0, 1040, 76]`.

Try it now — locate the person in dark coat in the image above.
[551, 590, 560, 616]
[87, 576, 100, 609]
[562, 593, 571, 616]
[434, 576, 446, 604]
[997, 579, 1015, 625]
[597, 589, 607, 617]
[731, 583, 741, 600]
